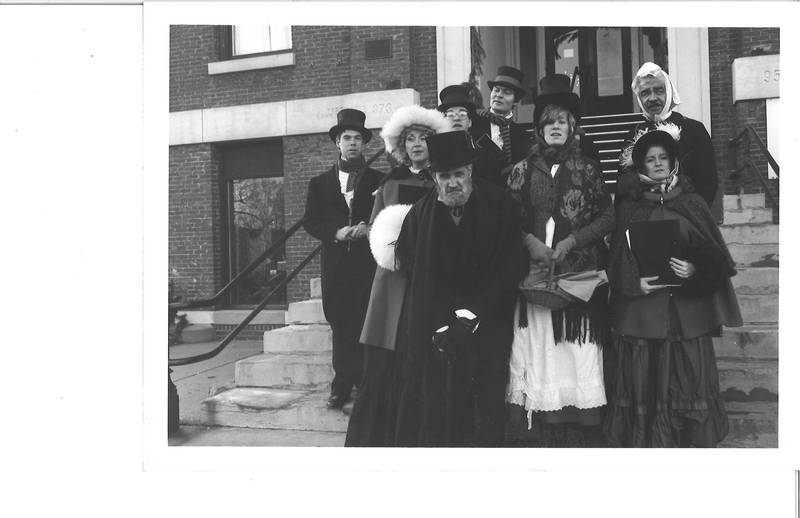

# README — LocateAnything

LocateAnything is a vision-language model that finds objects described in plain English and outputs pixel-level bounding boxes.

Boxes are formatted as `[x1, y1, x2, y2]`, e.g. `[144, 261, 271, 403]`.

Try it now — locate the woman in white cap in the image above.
[345, 105, 450, 446]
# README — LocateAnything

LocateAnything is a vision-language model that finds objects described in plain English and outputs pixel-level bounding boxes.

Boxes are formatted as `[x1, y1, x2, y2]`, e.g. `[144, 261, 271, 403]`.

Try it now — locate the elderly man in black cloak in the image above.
[392, 131, 526, 447]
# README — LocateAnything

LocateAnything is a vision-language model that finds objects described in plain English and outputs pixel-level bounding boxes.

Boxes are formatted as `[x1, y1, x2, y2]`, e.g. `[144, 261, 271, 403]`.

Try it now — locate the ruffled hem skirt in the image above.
[506, 301, 607, 429]
[603, 333, 729, 448]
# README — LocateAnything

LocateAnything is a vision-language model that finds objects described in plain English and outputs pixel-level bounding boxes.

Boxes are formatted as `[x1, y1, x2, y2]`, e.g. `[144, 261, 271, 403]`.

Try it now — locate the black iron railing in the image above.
[168, 146, 386, 365]
[729, 126, 779, 210]
[169, 243, 322, 366]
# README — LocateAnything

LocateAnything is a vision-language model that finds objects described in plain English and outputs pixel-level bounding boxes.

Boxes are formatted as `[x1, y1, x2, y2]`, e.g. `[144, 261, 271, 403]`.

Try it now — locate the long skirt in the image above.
[603, 333, 729, 447]
[345, 345, 399, 446]
[506, 300, 607, 429]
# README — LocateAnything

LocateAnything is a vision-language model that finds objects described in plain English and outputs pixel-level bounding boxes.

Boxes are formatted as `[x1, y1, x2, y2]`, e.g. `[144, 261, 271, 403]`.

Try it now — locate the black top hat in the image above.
[436, 84, 476, 117]
[426, 131, 479, 172]
[328, 108, 373, 143]
[631, 130, 680, 169]
[533, 74, 582, 127]
[487, 66, 527, 100]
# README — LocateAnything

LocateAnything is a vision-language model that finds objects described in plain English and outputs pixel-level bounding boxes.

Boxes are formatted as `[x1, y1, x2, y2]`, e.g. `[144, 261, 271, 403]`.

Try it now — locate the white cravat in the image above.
[338, 170, 354, 207]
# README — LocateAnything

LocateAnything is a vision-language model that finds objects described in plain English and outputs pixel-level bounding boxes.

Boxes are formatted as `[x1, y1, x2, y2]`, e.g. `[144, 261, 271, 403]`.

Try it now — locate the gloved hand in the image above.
[523, 233, 553, 266]
[552, 235, 577, 263]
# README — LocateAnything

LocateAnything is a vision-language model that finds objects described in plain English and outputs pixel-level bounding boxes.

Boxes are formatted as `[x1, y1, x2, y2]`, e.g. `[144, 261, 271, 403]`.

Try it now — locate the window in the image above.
[232, 25, 292, 56]
[212, 25, 294, 74]
[222, 140, 286, 308]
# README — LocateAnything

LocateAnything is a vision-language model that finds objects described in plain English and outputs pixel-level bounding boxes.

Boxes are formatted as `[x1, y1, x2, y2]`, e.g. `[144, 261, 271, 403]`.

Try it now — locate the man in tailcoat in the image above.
[303, 108, 383, 409]
[471, 66, 532, 185]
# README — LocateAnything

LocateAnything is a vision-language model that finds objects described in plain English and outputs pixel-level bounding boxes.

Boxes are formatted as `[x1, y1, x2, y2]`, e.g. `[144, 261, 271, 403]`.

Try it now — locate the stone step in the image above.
[235, 352, 333, 388]
[286, 299, 327, 325]
[713, 324, 778, 360]
[727, 243, 779, 268]
[723, 193, 766, 211]
[717, 358, 777, 398]
[731, 267, 778, 295]
[737, 293, 778, 323]
[263, 324, 332, 354]
[723, 207, 773, 225]
[179, 324, 216, 344]
[719, 401, 778, 448]
[720, 223, 778, 245]
[199, 387, 348, 432]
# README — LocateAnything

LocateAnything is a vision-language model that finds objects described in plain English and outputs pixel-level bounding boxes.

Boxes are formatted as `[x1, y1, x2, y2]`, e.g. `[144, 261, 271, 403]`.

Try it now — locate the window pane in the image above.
[233, 26, 270, 56]
[232, 25, 292, 56]
[269, 25, 292, 51]
[230, 177, 286, 306]
[596, 28, 623, 96]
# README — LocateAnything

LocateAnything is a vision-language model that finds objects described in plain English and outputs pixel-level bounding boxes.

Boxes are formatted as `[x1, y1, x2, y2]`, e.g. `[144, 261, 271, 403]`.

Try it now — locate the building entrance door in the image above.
[545, 27, 633, 116]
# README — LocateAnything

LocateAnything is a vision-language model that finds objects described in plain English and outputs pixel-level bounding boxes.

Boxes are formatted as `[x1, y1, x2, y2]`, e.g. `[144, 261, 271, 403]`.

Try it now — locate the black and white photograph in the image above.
[3, 1, 800, 517]
[166, 22, 779, 449]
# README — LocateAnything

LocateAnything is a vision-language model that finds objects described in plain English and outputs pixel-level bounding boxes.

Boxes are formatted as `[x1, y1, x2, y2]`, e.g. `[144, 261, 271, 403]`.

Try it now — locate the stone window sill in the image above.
[208, 51, 295, 75]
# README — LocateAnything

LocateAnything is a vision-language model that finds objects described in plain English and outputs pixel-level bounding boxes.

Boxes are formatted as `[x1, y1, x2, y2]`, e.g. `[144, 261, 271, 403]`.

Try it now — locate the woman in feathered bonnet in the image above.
[604, 123, 742, 447]
[345, 104, 450, 446]
[504, 74, 615, 447]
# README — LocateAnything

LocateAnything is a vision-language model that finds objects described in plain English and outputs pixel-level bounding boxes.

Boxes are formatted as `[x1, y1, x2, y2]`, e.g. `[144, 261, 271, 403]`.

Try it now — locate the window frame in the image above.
[218, 25, 293, 61]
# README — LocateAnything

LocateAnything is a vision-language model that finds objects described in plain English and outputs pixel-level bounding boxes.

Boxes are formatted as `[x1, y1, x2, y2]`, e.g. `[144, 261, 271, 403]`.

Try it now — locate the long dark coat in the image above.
[393, 180, 527, 446]
[303, 164, 384, 325]
[359, 166, 434, 350]
[608, 180, 742, 339]
[617, 112, 718, 206]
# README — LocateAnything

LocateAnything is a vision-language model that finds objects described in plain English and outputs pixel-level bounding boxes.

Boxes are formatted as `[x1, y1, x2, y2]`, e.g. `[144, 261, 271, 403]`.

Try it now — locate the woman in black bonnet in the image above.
[604, 124, 742, 447]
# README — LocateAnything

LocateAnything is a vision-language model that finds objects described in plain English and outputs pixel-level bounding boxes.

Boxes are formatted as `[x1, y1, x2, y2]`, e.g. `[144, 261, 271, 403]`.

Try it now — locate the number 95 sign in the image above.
[733, 54, 780, 102]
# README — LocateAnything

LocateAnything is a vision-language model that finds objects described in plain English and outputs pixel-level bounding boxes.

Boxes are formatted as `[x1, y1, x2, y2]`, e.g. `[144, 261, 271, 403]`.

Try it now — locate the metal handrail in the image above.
[728, 125, 779, 210]
[169, 243, 323, 366]
[168, 146, 386, 367]
[170, 217, 306, 311]
[170, 146, 386, 312]
[729, 126, 779, 178]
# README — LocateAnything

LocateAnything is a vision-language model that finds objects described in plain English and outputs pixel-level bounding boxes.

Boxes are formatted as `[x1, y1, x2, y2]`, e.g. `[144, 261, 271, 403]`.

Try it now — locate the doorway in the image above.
[545, 27, 633, 116]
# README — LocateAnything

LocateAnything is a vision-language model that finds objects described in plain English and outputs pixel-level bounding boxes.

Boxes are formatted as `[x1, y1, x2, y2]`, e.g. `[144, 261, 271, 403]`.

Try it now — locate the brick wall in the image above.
[170, 26, 438, 112]
[411, 26, 439, 108]
[708, 27, 779, 200]
[170, 25, 439, 304]
[168, 144, 225, 301]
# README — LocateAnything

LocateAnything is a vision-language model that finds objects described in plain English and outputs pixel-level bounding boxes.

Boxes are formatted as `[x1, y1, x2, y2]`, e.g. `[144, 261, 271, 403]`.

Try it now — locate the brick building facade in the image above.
[708, 27, 779, 202]
[169, 25, 779, 316]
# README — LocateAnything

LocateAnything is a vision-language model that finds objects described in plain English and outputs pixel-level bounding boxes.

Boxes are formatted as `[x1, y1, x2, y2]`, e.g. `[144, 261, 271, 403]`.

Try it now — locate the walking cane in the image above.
[432, 326, 455, 446]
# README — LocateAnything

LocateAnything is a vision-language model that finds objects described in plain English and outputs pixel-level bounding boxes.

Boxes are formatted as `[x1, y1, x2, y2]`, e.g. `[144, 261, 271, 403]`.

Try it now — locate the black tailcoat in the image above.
[303, 164, 384, 325]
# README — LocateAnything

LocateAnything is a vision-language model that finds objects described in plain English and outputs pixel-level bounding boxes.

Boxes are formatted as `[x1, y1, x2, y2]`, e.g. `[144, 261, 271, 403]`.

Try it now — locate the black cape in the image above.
[392, 179, 526, 446]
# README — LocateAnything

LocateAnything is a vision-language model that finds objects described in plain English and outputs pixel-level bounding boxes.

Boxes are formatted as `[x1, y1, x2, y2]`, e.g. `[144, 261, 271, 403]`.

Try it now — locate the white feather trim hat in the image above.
[620, 122, 682, 169]
[380, 105, 451, 155]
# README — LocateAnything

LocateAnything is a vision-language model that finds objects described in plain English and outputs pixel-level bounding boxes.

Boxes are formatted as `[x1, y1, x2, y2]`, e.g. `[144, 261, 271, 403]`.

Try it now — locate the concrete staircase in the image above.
[199, 279, 347, 434]
[716, 192, 778, 448]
